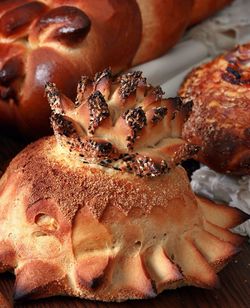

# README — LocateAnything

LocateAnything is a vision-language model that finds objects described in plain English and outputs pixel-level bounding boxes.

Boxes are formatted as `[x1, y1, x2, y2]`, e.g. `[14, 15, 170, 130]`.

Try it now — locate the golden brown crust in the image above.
[179, 43, 250, 175]
[0, 136, 248, 301]
[0, 0, 142, 138]
[45, 69, 198, 177]
[0, 0, 197, 139]
[189, 0, 233, 26]
[132, 0, 194, 65]
[9, 137, 194, 220]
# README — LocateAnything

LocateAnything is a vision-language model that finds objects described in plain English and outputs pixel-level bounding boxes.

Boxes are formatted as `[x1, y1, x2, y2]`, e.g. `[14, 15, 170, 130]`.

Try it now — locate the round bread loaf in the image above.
[179, 43, 250, 175]
[0, 69, 247, 302]
[0, 0, 194, 138]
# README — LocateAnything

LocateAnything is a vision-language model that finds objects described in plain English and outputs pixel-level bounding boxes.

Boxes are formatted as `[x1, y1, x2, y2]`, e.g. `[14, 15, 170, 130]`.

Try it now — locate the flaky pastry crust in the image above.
[179, 44, 250, 175]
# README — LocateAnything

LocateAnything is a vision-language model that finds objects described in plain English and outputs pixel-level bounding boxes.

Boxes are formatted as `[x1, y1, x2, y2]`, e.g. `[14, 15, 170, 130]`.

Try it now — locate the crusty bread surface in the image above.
[179, 43, 250, 175]
[0, 136, 247, 301]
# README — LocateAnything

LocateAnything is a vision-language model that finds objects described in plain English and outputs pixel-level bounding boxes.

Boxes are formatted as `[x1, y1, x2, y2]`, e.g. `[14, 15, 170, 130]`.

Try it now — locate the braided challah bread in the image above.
[179, 43, 250, 175]
[0, 70, 247, 302]
[0, 0, 195, 138]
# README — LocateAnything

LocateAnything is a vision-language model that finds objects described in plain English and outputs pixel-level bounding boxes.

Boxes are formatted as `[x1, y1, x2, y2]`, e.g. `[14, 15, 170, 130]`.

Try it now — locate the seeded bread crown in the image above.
[45, 69, 199, 176]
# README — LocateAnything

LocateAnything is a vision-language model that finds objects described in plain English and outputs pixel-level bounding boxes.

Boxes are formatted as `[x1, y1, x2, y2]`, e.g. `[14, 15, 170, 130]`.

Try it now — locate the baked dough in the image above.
[179, 43, 250, 175]
[0, 70, 247, 301]
[0, 0, 193, 138]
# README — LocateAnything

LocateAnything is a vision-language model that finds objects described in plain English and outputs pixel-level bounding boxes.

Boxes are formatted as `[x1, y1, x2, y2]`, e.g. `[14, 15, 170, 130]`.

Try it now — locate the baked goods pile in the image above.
[179, 43, 250, 175]
[0, 0, 232, 139]
[0, 70, 248, 302]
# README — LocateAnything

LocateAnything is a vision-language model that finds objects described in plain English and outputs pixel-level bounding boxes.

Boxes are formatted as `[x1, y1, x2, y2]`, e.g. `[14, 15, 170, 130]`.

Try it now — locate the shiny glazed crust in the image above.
[179, 44, 250, 175]
[0, 136, 248, 301]
[0, 0, 194, 138]
[133, 0, 194, 65]
[0, 0, 142, 137]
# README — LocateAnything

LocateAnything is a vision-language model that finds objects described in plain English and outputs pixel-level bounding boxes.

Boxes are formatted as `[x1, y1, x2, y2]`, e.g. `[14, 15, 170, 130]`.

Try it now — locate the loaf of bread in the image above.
[179, 43, 250, 175]
[0, 0, 195, 138]
[0, 70, 247, 302]
[189, 0, 233, 26]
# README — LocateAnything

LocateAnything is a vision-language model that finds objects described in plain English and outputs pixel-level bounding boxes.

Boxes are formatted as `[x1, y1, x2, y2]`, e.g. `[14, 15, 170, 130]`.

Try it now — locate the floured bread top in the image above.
[45, 69, 198, 177]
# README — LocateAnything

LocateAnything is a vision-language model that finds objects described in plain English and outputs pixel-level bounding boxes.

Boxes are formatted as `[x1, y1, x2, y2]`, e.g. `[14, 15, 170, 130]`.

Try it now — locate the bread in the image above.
[0, 0, 142, 138]
[0, 0, 194, 139]
[189, 0, 233, 26]
[0, 69, 247, 302]
[179, 43, 250, 175]
[132, 0, 194, 65]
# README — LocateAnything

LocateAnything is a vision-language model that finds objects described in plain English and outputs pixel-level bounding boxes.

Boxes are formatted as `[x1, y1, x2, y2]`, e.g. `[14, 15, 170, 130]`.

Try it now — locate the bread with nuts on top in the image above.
[179, 43, 250, 175]
[0, 69, 248, 302]
[0, 0, 195, 138]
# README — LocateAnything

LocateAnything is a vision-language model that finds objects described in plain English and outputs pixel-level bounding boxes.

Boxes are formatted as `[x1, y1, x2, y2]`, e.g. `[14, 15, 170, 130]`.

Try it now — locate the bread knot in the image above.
[45, 69, 198, 176]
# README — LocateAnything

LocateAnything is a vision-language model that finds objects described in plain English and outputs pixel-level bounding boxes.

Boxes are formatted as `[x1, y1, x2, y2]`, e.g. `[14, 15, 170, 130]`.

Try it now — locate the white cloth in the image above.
[192, 166, 250, 237]
[187, 0, 250, 55]
[131, 40, 208, 85]
[132, 0, 250, 88]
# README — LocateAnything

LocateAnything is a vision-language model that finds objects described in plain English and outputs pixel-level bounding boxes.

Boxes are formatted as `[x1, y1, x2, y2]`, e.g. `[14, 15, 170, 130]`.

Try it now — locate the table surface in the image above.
[0, 243, 249, 308]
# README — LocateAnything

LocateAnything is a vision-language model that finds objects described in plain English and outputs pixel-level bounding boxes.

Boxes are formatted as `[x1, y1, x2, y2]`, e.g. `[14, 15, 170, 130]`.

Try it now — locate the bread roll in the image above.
[179, 43, 250, 175]
[189, 0, 233, 26]
[0, 69, 247, 302]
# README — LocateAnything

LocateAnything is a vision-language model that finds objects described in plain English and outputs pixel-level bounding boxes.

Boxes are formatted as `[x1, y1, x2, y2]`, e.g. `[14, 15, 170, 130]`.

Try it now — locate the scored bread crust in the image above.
[0, 69, 248, 302]
[179, 43, 250, 175]
[0, 136, 248, 301]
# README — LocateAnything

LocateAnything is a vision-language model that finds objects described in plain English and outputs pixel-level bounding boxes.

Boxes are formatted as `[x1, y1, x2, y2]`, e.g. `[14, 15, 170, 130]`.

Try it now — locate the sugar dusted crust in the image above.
[0, 136, 248, 301]
[179, 44, 250, 175]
